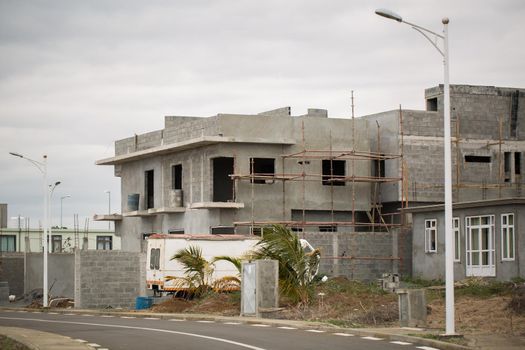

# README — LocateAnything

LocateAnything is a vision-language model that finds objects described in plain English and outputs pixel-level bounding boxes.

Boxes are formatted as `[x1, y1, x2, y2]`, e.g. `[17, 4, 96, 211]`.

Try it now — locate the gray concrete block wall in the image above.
[75, 250, 146, 309]
[300, 231, 395, 281]
[0, 253, 24, 296]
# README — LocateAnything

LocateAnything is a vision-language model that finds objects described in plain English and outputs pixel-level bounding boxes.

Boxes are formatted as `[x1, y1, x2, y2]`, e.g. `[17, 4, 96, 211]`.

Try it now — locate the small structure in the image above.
[241, 260, 279, 318]
[397, 289, 427, 327]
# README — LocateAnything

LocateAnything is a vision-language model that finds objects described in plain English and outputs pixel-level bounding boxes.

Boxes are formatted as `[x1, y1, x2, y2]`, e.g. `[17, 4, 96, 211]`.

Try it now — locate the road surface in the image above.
[0, 310, 440, 350]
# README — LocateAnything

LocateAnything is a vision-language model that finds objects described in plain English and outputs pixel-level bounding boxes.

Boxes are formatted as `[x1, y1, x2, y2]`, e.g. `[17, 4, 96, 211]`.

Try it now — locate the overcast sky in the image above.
[1, 0, 524, 229]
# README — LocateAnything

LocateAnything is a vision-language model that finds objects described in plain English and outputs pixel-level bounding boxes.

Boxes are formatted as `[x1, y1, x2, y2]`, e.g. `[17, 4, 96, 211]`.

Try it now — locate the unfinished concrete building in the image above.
[362, 84, 525, 280]
[96, 107, 404, 279]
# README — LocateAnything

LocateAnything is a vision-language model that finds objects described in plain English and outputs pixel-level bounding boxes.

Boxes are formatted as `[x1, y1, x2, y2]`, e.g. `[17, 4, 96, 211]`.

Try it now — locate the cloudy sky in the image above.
[1, 0, 524, 229]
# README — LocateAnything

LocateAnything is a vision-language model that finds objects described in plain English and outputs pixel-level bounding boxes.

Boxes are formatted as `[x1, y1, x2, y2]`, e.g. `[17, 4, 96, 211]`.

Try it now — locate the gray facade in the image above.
[363, 85, 525, 206]
[97, 108, 380, 252]
[0, 204, 6, 228]
[408, 199, 525, 281]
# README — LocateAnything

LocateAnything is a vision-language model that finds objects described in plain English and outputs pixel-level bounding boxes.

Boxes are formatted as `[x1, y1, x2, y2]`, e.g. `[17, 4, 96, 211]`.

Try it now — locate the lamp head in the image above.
[9, 152, 23, 158]
[375, 8, 403, 22]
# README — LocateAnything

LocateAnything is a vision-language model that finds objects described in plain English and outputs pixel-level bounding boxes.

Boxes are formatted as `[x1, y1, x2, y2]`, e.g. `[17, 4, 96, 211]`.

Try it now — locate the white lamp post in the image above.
[375, 9, 455, 335]
[9, 152, 49, 307]
[48, 182, 61, 252]
[60, 195, 71, 229]
[105, 190, 111, 230]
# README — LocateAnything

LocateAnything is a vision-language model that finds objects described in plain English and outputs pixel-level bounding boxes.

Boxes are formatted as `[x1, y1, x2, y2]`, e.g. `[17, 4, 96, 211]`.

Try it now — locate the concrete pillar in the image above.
[240, 260, 279, 318]
[397, 289, 427, 327]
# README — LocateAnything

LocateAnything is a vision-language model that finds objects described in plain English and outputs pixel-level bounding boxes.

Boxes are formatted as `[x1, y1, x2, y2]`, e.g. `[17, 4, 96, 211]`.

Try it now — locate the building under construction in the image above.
[95, 84, 525, 280]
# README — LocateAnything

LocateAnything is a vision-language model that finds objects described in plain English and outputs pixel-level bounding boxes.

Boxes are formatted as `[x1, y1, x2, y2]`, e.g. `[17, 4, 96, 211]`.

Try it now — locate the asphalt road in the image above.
[0, 310, 439, 350]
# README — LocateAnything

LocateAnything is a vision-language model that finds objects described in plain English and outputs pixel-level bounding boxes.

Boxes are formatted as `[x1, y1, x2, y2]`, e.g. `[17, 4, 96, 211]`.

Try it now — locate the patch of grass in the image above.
[456, 279, 511, 298]
[320, 277, 386, 296]
[408, 333, 468, 346]
[0, 336, 30, 350]
[401, 276, 444, 288]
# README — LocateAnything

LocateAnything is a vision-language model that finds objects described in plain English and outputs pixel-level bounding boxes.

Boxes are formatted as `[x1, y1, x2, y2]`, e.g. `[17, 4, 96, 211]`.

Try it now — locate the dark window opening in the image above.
[504, 152, 511, 182]
[464, 155, 491, 163]
[250, 158, 275, 184]
[212, 157, 234, 202]
[291, 227, 304, 233]
[211, 226, 235, 235]
[96, 236, 113, 250]
[515, 152, 521, 175]
[172, 164, 182, 190]
[251, 227, 263, 236]
[426, 97, 438, 111]
[168, 229, 184, 234]
[145, 169, 154, 209]
[372, 156, 385, 178]
[319, 226, 337, 232]
[322, 159, 346, 186]
[142, 233, 154, 240]
[51, 235, 62, 252]
[510, 90, 519, 137]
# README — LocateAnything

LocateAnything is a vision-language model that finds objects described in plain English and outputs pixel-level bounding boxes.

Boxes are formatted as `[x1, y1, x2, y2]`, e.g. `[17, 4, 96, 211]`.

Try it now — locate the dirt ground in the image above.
[150, 277, 525, 337]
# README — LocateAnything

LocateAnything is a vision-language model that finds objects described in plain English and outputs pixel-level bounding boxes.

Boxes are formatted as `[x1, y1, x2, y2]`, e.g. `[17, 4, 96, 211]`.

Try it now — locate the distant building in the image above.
[0, 227, 121, 252]
[0, 204, 7, 228]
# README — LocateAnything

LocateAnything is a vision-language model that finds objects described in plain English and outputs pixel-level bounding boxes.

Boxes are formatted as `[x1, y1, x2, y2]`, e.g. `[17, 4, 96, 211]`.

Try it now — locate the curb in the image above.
[0, 326, 95, 350]
[1, 307, 470, 350]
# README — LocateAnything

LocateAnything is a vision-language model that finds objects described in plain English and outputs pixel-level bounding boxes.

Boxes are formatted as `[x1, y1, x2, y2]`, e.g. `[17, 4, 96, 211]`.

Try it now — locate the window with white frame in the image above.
[501, 213, 515, 261]
[453, 217, 460, 262]
[425, 219, 437, 253]
[96, 236, 113, 250]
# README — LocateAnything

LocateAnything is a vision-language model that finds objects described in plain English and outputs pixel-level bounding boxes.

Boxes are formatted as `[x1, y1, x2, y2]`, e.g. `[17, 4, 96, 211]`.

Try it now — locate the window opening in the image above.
[515, 152, 521, 175]
[424, 219, 437, 253]
[172, 164, 182, 190]
[211, 226, 235, 235]
[453, 217, 460, 262]
[96, 236, 113, 250]
[150, 248, 160, 269]
[319, 226, 337, 232]
[145, 169, 154, 209]
[501, 213, 515, 261]
[426, 97, 438, 111]
[372, 155, 385, 178]
[168, 229, 184, 234]
[212, 157, 234, 202]
[322, 159, 345, 186]
[0, 235, 16, 252]
[504, 152, 512, 182]
[250, 158, 275, 184]
[51, 235, 62, 252]
[465, 155, 491, 163]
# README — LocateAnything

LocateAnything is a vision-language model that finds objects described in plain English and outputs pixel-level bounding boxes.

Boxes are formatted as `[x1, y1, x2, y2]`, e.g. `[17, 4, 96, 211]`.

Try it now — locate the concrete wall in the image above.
[299, 231, 397, 281]
[412, 203, 525, 281]
[0, 253, 24, 296]
[25, 253, 75, 298]
[74, 250, 146, 309]
[0, 204, 6, 228]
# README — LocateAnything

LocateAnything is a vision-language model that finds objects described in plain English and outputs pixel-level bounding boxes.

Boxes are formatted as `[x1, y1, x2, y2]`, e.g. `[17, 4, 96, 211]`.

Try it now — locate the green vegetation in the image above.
[0, 336, 30, 350]
[251, 225, 321, 305]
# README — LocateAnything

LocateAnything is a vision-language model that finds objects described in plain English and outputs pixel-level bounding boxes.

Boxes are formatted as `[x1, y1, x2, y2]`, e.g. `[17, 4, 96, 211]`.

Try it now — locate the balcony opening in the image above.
[172, 164, 182, 190]
[465, 155, 491, 163]
[212, 157, 234, 202]
[426, 97, 438, 111]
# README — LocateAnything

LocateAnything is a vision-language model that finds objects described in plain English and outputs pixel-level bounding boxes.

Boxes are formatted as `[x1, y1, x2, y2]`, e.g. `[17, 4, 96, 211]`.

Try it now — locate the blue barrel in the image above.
[135, 296, 153, 310]
[127, 194, 140, 211]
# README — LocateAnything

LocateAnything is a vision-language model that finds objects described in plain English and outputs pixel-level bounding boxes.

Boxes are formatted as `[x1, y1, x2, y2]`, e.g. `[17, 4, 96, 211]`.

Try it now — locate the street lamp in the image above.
[105, 190, 111, 230]
[9, 152, 50, 307]
[48, 182, 61, 252]
[375, 9, 455, 336]
[60, 195, 71, 229]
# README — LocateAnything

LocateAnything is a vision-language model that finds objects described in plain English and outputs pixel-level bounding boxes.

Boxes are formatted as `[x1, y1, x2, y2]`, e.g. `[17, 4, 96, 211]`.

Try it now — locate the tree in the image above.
[252, 225, 320, 305]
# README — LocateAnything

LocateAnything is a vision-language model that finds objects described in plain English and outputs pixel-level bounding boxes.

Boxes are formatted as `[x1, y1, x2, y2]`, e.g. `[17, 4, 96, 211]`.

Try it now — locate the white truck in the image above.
[146, 234, 316, 295]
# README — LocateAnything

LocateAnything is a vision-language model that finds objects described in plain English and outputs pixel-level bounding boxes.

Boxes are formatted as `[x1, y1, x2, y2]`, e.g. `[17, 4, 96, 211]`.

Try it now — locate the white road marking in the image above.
[362, 336, 383, 340]
[144, 317, 160, 320]
[278, 326, 296, 330]
[17, 311, 28, 313]
[224, 322, 241, 325]
[81, 314, 94, 317]
[334, 333, 354, 337]
[197, 320, 215, 323]
[402, 327, 423, 331]
[48, 312, 59, 315]
[87, 343, 101, 347]
[390, 341, 412, 345]
[64, 313, 75, 316]
[169, 319, 184, 322]
[305, 329, 325, 333]
[416, 347, 440, 350]
[75, 339, 88, 343]
[0, 316, 267, 350]
[120, 316, 136, 319]
[251, 324, 270, 327]
[100, 315, 115, 318]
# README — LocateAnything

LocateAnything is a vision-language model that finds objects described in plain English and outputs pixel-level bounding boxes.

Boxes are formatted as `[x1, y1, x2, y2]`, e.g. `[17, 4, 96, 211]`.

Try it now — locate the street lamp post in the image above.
[375, 9, 455, 335]
[105, 190, 111, 230]
[9, 152, 49, 307]
[60, 195, 71, 229]
[48, 182, 61, 252]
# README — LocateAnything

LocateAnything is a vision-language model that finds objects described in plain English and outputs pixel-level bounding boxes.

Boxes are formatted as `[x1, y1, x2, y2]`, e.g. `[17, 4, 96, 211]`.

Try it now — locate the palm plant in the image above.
[252, 225, 321, 305]
[166, 245, 214, 298]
